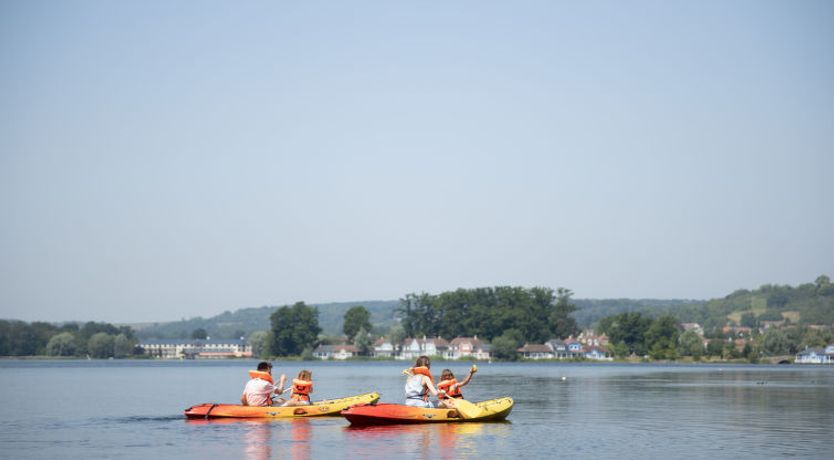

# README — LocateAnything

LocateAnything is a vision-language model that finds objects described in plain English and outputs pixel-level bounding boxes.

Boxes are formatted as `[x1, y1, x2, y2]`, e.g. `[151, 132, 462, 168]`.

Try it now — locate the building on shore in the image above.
[139, 338, 251, 359]
[312, 344, 359, 360]
[795, 346, 834, 364]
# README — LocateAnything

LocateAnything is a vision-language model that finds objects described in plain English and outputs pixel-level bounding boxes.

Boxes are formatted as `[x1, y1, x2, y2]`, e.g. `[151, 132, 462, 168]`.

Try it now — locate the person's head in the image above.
[257, 361, 272, 372]
[415, 355, 430, 369]
[440, 369, 454, 381]
[297, 369, 312, 381]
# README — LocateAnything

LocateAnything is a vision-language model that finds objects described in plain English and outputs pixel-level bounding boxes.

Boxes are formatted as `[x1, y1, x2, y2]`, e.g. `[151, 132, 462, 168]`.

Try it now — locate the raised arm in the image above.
[274, 374, 287, 394]
[455, 369, 475, 389]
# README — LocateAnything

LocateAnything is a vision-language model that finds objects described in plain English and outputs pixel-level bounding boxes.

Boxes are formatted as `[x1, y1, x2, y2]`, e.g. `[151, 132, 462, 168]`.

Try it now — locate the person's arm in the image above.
[241, 393, 248, 406]
[274, 374, 287, 394]
[455, 369, 475, 389]
[424, 376, 446, 398]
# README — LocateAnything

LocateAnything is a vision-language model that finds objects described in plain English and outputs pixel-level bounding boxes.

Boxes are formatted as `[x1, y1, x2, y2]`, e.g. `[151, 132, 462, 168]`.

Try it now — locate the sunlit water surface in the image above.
[1, 360, 832, 459]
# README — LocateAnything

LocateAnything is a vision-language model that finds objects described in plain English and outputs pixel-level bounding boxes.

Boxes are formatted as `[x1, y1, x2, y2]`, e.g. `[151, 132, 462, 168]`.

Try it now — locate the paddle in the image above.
[447, 398, 485, 419]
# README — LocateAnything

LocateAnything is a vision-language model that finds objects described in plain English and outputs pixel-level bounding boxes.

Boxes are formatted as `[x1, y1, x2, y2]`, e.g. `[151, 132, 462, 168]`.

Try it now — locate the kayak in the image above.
[340, 397, 513, 425]
[184, 392, 380, 419]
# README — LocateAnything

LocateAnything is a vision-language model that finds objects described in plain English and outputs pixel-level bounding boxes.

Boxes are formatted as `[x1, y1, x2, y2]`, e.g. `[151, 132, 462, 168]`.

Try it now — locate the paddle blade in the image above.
[448, 399, 484, 419]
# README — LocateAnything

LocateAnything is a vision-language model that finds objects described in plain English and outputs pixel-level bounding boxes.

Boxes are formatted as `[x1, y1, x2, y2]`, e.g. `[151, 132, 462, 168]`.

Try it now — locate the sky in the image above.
[1, 1, 833, 323]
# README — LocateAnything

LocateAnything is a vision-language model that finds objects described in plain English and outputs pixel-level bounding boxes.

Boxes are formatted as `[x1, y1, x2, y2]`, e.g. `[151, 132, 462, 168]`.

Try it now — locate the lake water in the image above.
[0, 360, 832, 459]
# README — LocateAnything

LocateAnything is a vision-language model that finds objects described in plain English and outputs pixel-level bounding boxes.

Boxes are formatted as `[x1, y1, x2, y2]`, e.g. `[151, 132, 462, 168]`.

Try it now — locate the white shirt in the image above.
[243, 378, 275, 407]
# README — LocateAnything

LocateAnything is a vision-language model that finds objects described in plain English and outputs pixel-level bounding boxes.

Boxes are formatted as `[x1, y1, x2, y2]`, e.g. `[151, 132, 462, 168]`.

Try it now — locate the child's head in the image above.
[440, 369, 455, 381]
[297, 369, 312, 381]
[415, 355, 430, 369]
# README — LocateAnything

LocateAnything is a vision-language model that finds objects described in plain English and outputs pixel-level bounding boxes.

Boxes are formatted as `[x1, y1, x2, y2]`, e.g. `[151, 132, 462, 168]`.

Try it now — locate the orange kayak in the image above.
[184, 392, 379, 419]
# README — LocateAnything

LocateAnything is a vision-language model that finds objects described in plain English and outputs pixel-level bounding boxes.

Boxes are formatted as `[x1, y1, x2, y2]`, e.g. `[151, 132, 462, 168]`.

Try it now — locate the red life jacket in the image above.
[291, 378, 313, 402]
[437, 378, 463, 399]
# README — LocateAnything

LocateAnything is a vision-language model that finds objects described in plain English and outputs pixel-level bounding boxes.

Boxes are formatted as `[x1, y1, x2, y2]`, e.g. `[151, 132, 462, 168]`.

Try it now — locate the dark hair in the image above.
[415, 355, 430, 368]
[441, 369, 454, 381]
[298, 369, 312, 380]
[257, 361, 272, 371]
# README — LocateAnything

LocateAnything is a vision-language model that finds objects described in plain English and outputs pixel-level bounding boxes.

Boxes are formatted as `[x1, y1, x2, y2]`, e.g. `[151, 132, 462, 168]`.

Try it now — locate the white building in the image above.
[372, 337, 396, 358]
[313, 344, 359, 360]
[139, 338, 251, 359]
[795, 347, 832, 364]
[399, 336, 449, 360]
[446, 336, 491, 360]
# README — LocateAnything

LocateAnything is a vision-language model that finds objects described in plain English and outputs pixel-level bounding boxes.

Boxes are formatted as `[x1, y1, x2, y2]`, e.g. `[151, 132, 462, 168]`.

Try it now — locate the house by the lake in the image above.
[312, 344, 359, 360]
[517, 343, 554, 360]
[446, 336, 491, 360]
[400, 336, 449, 360]
[139, 338, 251, 359]
[795, 347, 832, 364]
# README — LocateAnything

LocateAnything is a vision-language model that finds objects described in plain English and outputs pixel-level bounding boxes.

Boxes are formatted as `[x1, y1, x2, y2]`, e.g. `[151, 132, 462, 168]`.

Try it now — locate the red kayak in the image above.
[341, 397, 513, 426]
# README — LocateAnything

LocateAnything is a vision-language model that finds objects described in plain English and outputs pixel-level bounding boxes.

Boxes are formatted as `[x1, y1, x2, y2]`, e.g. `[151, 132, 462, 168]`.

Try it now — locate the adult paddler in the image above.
[403, 355, 446, 407]
[241, 361, 287, 406]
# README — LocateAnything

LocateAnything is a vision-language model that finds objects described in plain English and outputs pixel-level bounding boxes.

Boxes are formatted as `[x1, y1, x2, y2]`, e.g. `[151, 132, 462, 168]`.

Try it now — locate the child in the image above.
[283, 369, 313, 406]
[437, 365, 477, 400]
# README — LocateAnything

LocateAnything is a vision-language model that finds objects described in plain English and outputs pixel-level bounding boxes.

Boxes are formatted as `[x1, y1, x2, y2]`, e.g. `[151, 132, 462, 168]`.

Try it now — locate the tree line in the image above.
[597, 311, 833, 362]
[255, 287, 580, 359]
[0, 320, 139, 358]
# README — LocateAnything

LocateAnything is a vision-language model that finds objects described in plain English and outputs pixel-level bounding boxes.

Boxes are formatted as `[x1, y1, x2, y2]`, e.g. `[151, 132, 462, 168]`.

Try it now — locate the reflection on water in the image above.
[185, 418, 312, 460]
[245, 421, 272, 460]
[342, 422, 511, 459]
[290, 419, 312, 460]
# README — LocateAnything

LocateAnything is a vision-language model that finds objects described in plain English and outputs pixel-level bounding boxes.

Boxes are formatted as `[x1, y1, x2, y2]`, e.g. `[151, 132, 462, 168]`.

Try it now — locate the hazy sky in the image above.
[2, 1, 833, 323]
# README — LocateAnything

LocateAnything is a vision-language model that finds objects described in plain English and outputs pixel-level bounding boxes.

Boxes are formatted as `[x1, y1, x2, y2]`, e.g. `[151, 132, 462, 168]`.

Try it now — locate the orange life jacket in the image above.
[291, 378, 313, 402]
[411, 366, 434, 384]
[248, 370, 274, 384]
[410, 367, 434, 401]
[437, 378, 463, 399]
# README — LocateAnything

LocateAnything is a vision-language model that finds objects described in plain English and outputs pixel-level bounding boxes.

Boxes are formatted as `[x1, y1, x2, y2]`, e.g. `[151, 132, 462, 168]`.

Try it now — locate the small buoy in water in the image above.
[561, 376, 567, 381]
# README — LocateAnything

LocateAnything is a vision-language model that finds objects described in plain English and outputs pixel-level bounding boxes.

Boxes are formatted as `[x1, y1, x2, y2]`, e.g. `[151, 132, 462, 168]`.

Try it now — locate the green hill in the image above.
[133, 300, 399, 339]
[132, 276, 834, 341]
[683, 276, 834, 330]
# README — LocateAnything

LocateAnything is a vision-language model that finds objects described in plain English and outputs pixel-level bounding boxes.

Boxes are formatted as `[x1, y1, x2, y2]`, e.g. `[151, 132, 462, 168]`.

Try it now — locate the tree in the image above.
[113, 334, 133, 358]
[816, 275, 834, 296]
[343, 306, 372, 339]
[706, 340, 725, 357]
[612, 341, 629, 358]
[761, 329, 789, 356]
[645, 315, 680, 360]
[87, 333, 115, 359]
[191, 328, 208, 340]
[270, 302, 322, 356]
[387, 325, 407, 355]
[740, 313, 758, 328]
[599, 312, 652, 356]
[46, 332, 78, 356]
[398, 293, 440, 338]
[353, 327, 373, 356]
[677, 330, 703, 359]
[550, 288, 579, 339]
[248, 330, 272, 358]
[490, 334, 519, 361]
